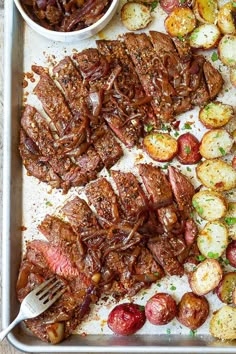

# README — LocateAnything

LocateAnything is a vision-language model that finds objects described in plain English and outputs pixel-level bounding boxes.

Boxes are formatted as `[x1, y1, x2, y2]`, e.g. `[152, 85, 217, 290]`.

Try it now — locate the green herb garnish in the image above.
[219, 147, 226, 156]
[184, 146, 191, 154]
[197, 255, 206, 261]
[225, 217, 236, 225]
[150, 1, 158, 12]
[192, 200, 203, 215]
[183, 123, 192, 130]
[144, 124, 154, 133]
[211, 52, 218, 62]
[170, 285, 176, 291]
[207, 252, 219, 259]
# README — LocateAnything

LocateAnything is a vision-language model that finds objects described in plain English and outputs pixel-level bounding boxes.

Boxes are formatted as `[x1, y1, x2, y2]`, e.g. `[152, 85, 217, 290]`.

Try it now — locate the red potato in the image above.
[216, 272, 236, 304]
[145, 293, 177, 325]
[160, 0, 193, 14]
[177, 133, 202, 165]
[108, 303, 146, 335]
[226, 241, 236, 268]
[177, 292, 209, 330]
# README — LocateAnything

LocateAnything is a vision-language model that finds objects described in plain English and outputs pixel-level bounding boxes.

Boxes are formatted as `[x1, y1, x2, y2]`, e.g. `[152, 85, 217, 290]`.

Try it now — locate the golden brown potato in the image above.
[165, 7, 196, 37]
[177, 292, 209, 330]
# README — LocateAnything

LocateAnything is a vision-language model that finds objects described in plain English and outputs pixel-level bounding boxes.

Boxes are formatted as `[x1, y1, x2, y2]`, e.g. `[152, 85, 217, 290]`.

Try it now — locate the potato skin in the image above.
[145, 293, 177, 325]
[226, 241, 236, 268]
[177, 133, 201, 165]
[177, 292, 209, 330]
[108, 303, 146, 335]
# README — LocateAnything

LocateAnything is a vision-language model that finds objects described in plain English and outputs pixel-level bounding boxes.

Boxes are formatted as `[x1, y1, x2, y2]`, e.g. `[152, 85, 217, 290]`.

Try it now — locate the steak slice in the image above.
[148, 236, 184, 276]
[190, 56, 209, 106]
[19, 129, 61, 189]
[138, 164, 173, 208]
[61, 196, 99, 233]
[157, 204, 178, 231]
[168, 166, 195, 218]
[92, 124, 123, 169]
[111, 170, 147, 222]
[85, 178, 120, 226]
[172, 37, 192, 61]
[203, 61, 224, 99]
[33, 68, 74, 137]
[38, 214, 77, 243]
[149, 31, 177, 56]
[74, 146, 104, 182]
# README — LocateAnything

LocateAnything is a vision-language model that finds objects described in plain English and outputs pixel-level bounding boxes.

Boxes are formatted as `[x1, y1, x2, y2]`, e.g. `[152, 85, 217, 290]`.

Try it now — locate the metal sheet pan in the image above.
[2, 0, 236, 352]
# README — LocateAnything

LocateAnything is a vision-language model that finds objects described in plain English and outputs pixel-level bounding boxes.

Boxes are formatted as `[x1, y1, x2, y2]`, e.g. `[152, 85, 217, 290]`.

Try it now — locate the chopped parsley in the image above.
[225, 217, 236, 225]
[219, 147, 226, 156]
[232, 1, 236, 7]
[144, 124, 154, 133]
[150, 1, 158, 12]
[177, 35, 184, 41]
[174, 131, 180, 137]
[192, 200, 203, 215]
[170, 285, 176, 291]
[207, 252, 219, 259]
[197, 255, 206, 261]
[183, 123, 192, 130]
[166, 328, 171, 335]
[154, 272, 159, 276]
[184, 146, 191, 154]
[224, 258, 230, 265]
[187, 167, 191, 172]
[45, 201, 53, 207]
[139, 305, 145, 312]
[190, 329, 197, 337]
[211, 52, 218, 62]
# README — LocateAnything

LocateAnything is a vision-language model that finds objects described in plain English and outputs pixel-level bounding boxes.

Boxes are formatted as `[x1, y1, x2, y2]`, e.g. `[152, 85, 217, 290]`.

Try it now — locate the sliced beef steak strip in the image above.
[85, 178, 121, 227]
[203, 61, 224, 99]
[149, 31, 177, 56]
[138, 164, 173, 208]
[74, 146, 104, 182]
[168, 166, 195, 219]
[190, 55, 210, 106]
[111, 170, 147, 223]
[148, 236, 184, 276]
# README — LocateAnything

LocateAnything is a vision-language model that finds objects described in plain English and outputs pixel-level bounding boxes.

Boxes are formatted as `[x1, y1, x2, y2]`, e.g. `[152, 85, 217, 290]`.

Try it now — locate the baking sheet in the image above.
[2, 0, 236, 352]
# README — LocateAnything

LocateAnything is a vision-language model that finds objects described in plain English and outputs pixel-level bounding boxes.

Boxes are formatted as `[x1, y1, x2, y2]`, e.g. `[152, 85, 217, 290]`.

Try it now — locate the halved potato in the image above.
[199, 102, 234, 128]
[193, 0, 218, 24]
[192, 190, 227, 221]
[197, 221, 228, 258]
[143, 132, 178, 162]
[230, 67, 236, 87]
[218, 2, 236, 34]
[189, 259, 223, 296]
[210, 306, 236, 340]
[196, 159, 236, 191]
[218, 34, 236, 67]
[189, 24, 221, 49]
[199, 129, 234, 159]
[216, 272, 236, 304]
[121, 2, 152, 31]
[165, 8, 196, 37]
[224, 202, 236, 240]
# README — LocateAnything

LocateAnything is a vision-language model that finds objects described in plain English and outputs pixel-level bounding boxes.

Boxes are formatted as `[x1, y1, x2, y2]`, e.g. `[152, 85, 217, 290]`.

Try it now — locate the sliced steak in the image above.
[75, 146, 104, 182]
[149, 31, 177, 56]
[148, 236, 184, 276]
[190, 56, 210, 106]
[157, 204, 178, 231]
[85, 178, 120, 226]
[92, 124, 123, 169]
[38, 214, 77, 243]
[172, 37, 192, 61]
[19, 129, 61, 189]
[168, 166, 195, 218]
[138, 164, 173, 208]
[111, 170, 147, 223]
[33, 69, 74, 137]
[62, 196, 99, 233]
[203, 61, 224, 99]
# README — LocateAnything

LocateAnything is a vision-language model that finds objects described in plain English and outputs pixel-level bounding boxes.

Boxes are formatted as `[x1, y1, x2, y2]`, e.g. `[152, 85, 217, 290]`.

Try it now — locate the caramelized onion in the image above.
[105, 65, 122, 90]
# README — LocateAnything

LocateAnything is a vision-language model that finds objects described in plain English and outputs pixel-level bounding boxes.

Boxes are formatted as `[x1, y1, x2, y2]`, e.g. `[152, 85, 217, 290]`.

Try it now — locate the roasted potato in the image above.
[224, 202, 236, 240]
[233, 288, 236, 305]
[47, 323, 65, 344]
[192, 190, 227, 221]
[189, 259, 223, 296]
[199, 129, 234, 159]
[143, 132, 178, 162]
[226, 241, 236, 268]
[177, 133, 201, 165]
[210, 305, 236, 340]
[197, 221, 228, 259]
[216, 272, 236, 304]
[160, 0, 181, 13]
[199, 102, 234, 128]
[196, 159, 236, 191]
[145, 293, 177, 325]
[177, 292, 209, 330]
[108, 303, 146, 335]
[189, 24, 221, 49]
[218, 34, 236, 67]
[165, 7, 196, 37]
[193, 0, 218, 24]
[218, 2, 236, 35]
[230, 67, 236, 87]
[121, 2, 152, 31]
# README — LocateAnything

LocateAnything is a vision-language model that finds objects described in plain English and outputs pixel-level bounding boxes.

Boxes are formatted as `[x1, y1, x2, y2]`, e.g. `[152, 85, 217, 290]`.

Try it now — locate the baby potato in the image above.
[143, 132, 178, 162]
[196, 159, 236, 191]
[218, 34, 236, 67]
[230, 67, 236, 87]
[192, 190, 227, 221]
[189, 24, 221, 49]
[224, 202, 236, 240]
[177, 292, 209, 330]
[216, 272, 236, 304]
[121, 2, 152, 31]
[218, 2, 236, 34]
[165, 7, 196, 37]
[199, 101, 234, 129]
[199, 129, 234, 159]
[210, 305, 236, 340]
[177, 133, 201, 165]
[193, 0, 218, 24]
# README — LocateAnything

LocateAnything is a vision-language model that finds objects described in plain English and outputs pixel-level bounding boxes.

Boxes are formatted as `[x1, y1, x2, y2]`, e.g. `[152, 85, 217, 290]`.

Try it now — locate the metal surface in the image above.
[2, 0, 236, 352]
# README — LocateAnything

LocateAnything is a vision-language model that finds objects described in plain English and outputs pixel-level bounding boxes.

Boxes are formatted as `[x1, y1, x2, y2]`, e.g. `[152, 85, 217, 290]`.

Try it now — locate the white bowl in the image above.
[14, 0, 119, 42]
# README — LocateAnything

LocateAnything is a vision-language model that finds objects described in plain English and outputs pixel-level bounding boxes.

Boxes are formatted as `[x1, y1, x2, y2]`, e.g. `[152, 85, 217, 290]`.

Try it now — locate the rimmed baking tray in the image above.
[2, 0, 236, 352]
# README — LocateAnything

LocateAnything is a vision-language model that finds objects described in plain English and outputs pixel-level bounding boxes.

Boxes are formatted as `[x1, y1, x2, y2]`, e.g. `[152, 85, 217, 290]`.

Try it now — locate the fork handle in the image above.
[0, 312, 25, 342]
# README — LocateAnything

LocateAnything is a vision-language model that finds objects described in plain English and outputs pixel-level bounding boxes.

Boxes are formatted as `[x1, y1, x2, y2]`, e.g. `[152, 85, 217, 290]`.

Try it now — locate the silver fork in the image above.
[0, 277, 65, 341]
